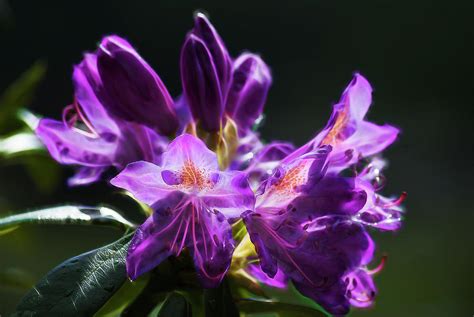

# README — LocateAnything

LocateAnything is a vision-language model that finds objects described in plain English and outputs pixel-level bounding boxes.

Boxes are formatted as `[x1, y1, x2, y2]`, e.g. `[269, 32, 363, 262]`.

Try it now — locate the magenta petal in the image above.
[68, 166, 108, 186]
[343, 121, 399, 158]
[192, 12, 232, 92]
[36, 118, 117, 166]
[343, 73, 372, 122]
[126, 191, 234, 287]
[97, 35, 178, 135]
[246, 264, 288, 289]
[290, 176, 367, 222]
[245, 211, 374, 316]
[72, 53, 119, 135]
[201, 171, 255, 219]
[110, 161, 173, 206]
[161, 134, 218, 171]
[344, 269, 377, 308]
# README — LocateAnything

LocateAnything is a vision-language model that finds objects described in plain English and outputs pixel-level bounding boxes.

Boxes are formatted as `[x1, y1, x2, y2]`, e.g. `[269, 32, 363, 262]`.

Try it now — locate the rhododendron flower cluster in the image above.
[35, 12, 404, 315]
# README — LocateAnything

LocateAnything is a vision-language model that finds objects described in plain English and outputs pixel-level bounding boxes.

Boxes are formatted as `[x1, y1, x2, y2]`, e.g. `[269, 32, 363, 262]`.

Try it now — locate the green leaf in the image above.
[94, 275, 149, 317]
[204, 279, 239, 317]
[0, 131, 44, 158]
[157, 293, 192, 317]
[0, 61, 46, 132]
[236, 299, 327, 317]
[13, 233, 133, 316]
[0, 205, 136, 236]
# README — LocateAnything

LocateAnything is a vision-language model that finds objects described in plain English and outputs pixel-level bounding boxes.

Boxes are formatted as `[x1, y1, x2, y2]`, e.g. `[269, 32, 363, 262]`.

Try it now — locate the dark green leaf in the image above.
[121, 259, 184, 316]
[0, 61, 46, 132]
[204, 279, 239, 317]
[157, 293, 192, 317]
[13, 233, 133, 316]
[237, 299, 327, 317]
[94, 275, 149, 317]
[0, 205, 136, 235]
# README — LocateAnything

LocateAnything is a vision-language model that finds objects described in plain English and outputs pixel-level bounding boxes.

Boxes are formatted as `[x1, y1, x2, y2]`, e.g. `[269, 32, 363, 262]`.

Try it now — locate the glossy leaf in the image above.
[0, 205, 135, 236]
[13, 233, 133, 316]
[94, 275, 149, 317]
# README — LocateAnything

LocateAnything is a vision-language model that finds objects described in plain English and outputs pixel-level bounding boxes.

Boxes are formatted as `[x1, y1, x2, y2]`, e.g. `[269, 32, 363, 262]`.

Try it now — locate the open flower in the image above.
[285, 73, 399, 172]
[36, 36, 179, 185]
[110, 134, 254, 286]
[243, 144, 374, 315]
[240, 75, 403, 315]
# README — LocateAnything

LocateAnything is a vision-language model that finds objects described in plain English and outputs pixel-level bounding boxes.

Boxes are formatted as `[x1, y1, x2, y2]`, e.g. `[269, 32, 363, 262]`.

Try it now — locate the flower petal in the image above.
[161, 134, 218, 171]
[126, 191, 234, 287]
[201, 171, 255, 219]
[246, 264, 288, 289]
[180, 34, 223, 132]
[72, 53, 119, 135]
[288, 176, 367, 222]
[344, 269, 377, 308]
[68, 166, 108, 186]
[192, 12, 232, 91]
[110, 161, 173, 206]
[244, 212, 374, 315]
[36, 118, 117, 166]
[97, 35, 178, 135]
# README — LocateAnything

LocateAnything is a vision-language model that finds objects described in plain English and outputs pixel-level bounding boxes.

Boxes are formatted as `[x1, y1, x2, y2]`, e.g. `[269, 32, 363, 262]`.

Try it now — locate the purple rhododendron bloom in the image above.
[242, 74, 404, 315]
[36, 36, 180, 186]
[110, 134, 254, 286]
[180, 13, 272, 134]
[33, 11, 405, 316]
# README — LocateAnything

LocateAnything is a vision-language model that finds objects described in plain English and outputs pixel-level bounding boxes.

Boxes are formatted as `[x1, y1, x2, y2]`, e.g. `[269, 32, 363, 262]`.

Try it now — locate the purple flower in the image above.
[239, 76, 403, 313]
[285, 73, 399, 172]
[180, 13, 271, 134]
[110, 134, 255, 286]
[353, 158, 406, 231]
[36, 47, 170, 186]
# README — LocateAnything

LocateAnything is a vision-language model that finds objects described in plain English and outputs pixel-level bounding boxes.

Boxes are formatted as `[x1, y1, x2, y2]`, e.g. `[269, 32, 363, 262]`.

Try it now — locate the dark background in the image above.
[0, 1, 473, 316]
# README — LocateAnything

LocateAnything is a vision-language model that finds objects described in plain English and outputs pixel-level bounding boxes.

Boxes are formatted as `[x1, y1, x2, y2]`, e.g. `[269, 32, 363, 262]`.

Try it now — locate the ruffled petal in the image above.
[288, 176, 367, 223]
[246, 264, 288, 289]
[342, 121, 399, 159]
[244, 212, 374, 316]
[126, 191, 234, 287]
[161, 134, 218, 171]
[36, 118, 117, 166]
[344, 269, 377, 308]
[201, 171, 255, 219]
[292, 74, 398, 171]
[257, 145, 331, 210]
[97, 35, 178, 135]
[68, 166, 108, 186]
[110, 161, 173, 206]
